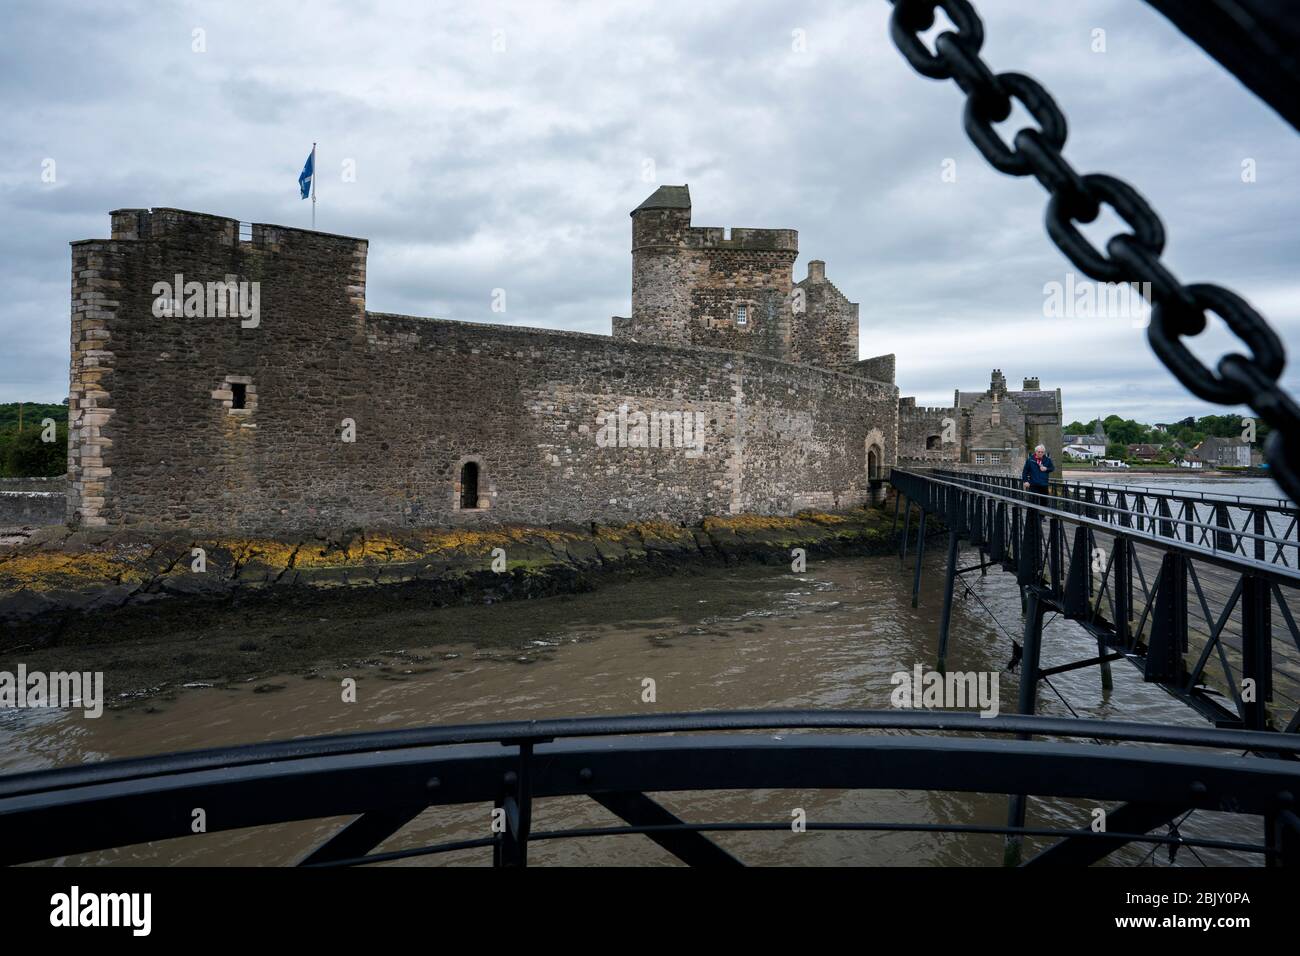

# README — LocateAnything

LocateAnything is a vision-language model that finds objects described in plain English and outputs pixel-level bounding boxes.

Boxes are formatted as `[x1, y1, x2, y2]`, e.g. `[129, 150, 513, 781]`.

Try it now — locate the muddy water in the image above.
[0, 548, 1260, 866]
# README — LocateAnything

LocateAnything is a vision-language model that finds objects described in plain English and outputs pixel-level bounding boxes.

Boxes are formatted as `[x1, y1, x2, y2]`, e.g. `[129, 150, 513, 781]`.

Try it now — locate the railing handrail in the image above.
[5, 708, 1300, 799]
[891, 469, 1300, 579]
[929, 467, 1294, 510]
[916, 469, 1295, 544]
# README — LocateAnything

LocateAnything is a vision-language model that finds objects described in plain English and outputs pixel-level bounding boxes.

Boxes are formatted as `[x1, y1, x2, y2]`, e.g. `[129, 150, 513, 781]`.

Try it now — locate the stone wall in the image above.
[965, 393, 1028, 467]
[0, 478, 66, 527]
[856, 353, 895, 385]
[67, 208, 898, 533]
[0, 493, 64, 527]
[791, 261, 859, 371]
[897, 398, 960, 463]
[0, 476, 67, 494]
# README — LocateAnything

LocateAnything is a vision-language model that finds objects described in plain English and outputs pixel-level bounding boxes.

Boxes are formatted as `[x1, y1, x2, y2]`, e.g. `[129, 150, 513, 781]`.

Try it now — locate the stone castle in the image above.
[64, 185, 1058, 533]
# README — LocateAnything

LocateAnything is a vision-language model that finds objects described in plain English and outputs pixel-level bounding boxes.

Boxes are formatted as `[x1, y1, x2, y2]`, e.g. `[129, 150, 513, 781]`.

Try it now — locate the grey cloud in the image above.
[0, 0, 1295, 430]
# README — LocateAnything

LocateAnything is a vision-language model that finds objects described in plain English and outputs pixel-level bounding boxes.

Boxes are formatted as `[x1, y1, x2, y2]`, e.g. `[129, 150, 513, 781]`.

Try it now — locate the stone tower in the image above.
[619, 184, 799, 361]
[616, 185, 860, 370]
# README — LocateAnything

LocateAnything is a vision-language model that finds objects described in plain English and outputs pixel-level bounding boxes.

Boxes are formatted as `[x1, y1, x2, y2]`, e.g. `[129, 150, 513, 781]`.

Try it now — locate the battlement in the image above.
[630, 186, 797, 254]
[681, 225, 799, 253]
[103, 207, 367, 261]
[901, 404, 959, 416]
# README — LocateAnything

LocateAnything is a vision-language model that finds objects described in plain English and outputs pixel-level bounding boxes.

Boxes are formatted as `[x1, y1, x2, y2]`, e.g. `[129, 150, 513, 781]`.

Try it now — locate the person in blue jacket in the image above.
[1021, 444, 1054, 493]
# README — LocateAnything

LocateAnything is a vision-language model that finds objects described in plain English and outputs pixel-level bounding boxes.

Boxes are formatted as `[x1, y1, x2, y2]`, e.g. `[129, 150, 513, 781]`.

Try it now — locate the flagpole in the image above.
[311, 142, 317, 230]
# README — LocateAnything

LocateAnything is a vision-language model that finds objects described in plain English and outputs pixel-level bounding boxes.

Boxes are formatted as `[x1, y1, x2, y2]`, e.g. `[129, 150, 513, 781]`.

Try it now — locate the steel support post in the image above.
[911, 509, 928, 608]
[494, 741, 534, 867]
[1241, 575, 1273, 731]
[901, 496, 912, 563]
[937, 529, 960, 673]
[1004, 589, 1046, 867]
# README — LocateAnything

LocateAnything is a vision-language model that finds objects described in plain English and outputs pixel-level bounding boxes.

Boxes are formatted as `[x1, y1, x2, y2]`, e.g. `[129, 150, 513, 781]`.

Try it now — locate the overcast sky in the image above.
[1, 0, 1296, 425]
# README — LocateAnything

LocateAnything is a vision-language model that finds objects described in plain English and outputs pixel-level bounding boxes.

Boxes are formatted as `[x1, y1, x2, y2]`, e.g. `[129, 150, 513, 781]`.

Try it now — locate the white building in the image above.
[1064, 443, 1100, 460]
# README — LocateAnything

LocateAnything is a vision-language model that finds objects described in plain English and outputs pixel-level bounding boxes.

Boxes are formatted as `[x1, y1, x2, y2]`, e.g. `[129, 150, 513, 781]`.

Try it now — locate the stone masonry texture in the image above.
[66, 197, 899, 534]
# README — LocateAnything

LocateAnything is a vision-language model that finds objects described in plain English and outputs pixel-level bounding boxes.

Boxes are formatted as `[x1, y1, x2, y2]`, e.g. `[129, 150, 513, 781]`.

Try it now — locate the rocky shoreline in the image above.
[0, 504, 904, 651]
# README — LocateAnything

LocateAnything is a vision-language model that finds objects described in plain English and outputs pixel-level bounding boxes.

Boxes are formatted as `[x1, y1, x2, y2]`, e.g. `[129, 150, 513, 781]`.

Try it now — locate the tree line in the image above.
[0, 402, 68, 477]
[1064, 413, 1268, 462]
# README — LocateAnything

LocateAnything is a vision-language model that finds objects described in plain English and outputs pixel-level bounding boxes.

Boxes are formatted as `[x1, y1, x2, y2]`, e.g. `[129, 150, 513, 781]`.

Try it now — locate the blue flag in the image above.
[298, 148, 314, 199]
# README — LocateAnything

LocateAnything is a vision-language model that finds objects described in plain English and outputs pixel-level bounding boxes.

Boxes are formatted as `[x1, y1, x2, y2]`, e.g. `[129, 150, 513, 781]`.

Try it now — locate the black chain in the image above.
[887, 0, 1300, 502]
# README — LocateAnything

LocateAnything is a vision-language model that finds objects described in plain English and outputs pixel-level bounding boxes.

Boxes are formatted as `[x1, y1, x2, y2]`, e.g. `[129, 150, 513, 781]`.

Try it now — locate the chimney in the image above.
[807, 260, 825, 282]
[1022, 376, 1040, 390]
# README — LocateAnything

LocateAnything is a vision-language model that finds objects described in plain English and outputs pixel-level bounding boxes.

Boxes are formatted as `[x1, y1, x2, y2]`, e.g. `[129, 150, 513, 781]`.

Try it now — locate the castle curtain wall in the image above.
[67, 210, 897, 533]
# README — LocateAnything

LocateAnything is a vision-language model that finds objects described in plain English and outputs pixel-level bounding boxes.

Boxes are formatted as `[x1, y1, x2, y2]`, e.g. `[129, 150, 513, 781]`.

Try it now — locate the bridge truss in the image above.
[891, 467, 1300, 863]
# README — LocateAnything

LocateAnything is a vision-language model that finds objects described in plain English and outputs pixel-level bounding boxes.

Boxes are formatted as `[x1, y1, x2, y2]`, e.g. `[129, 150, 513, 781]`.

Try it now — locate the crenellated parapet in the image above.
[624, 185, 867, 375]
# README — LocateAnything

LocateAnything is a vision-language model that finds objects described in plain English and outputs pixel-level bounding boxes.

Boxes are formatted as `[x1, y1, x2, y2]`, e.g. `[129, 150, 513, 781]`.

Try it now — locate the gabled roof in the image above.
[632, 185, 691, 214]
[1008, 390, 1057, 414]
[1196, 435, 1248, 451]
[957, 389, 1057, 414]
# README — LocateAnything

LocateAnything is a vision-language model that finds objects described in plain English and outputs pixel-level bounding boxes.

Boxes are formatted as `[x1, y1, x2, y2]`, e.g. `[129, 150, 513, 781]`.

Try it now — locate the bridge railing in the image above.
[890, 468, 1300, 733]
[1, 710, 1297, 867]
[923, 468, 1300, 570]
[941, 468, 1292, 509]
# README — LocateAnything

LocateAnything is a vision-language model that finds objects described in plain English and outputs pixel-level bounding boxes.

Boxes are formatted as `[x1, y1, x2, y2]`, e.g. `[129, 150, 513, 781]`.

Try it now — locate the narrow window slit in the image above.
[460, 462, 479, 509]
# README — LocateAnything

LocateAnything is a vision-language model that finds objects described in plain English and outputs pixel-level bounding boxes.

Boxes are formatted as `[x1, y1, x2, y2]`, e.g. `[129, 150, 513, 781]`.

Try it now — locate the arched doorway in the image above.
[864, 428, 887, 506]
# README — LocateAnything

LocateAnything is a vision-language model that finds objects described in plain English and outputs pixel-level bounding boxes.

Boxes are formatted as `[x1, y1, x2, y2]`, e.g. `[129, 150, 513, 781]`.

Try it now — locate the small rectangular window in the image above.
[990, 453, 1000, 464]
[736, 304, 748, 326]
[231, 383, 247, 409]
[975, 453, 986, 465]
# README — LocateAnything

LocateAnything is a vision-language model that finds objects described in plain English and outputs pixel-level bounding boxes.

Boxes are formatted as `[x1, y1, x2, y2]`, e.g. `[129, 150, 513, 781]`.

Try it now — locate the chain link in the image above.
[887, 0, 1299, 503]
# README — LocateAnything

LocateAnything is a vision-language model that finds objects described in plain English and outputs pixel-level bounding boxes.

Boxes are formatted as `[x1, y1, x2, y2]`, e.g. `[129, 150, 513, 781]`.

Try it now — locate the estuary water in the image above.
[0, 537, 1263, 867]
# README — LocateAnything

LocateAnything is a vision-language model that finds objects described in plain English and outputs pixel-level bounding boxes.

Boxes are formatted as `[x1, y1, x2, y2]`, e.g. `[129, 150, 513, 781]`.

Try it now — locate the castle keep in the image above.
[614, 185, 864, 373]
[66, 188, 906, 533]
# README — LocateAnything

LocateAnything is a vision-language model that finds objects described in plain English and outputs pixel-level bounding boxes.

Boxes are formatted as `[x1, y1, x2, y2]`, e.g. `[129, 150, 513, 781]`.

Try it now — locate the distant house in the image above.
[1194, 436, 1251, 468]
[1127, 443, 1163, 461]
[1063, 420, 1108, 458]
[1176, 453, 1204, 470]
[1064, 442, 1100, 460]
